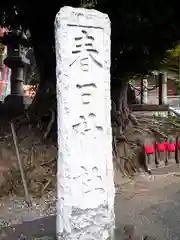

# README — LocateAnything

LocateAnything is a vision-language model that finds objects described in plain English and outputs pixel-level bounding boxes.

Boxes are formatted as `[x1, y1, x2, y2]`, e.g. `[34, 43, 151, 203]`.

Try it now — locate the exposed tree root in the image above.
[1, 79, 180, 196]
[149, 128, 167, 138]
[43, 109, 55, 140]
[114, 157, 128, 177]
[19, 90, 180, 181]
[159, 121, 180, 129]
[133, 126, 152, 134]
[112, 105, 180, 177]
[128, 113, 138, 125]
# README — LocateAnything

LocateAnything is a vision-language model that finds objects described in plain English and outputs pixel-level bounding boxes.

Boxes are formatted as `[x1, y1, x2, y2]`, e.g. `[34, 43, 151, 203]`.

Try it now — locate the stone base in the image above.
[57, 205, 114, 240]
[4, 95, 32, 117]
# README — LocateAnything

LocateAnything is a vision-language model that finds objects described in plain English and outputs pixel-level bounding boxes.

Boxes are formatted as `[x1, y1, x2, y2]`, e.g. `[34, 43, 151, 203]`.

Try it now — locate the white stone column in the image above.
[159, 72, 167, 105]
[162, 72, 167, 104]
[55, 6, 115, 240]
[140, 79, 148, 104]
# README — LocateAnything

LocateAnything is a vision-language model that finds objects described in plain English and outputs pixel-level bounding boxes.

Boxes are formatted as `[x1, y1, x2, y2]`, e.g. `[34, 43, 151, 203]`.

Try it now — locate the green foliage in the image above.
[129, 79, 135, 85]
[167, 44, 180, 57]
[160, 43, 180, 75]
[96, 0, 180, 86]
[160, 43, 180, 94]
[80, 0, 97, 8]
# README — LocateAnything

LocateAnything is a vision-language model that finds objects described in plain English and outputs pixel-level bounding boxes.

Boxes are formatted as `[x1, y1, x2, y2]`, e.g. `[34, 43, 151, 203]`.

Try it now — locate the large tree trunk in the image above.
[111, 82, 138, 138]
[26, 41, 57, 140]
[31, 43, 56, 109]
[28, 22, 57, 117]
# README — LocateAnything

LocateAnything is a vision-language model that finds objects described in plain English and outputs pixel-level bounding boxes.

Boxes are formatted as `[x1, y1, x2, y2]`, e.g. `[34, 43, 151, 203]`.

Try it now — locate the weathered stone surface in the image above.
[55, 6, 114, 239]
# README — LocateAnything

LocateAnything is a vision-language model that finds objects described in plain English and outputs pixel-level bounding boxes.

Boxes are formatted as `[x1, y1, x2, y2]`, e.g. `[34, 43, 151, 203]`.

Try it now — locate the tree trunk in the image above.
[28, 42, 56, 106]
[27, 21, 57, 117]
[111, 82, 138, 137]
[26, 41, 57, 139]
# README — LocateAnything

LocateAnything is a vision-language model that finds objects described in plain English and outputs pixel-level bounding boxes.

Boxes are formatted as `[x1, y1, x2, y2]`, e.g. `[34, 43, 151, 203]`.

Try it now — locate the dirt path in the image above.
[0, 191, 56, 239]
[115, 172, 180, 239]
[1, 170, 180, 239]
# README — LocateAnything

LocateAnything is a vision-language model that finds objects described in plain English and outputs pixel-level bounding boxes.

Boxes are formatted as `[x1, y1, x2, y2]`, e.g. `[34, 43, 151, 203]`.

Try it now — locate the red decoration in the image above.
[156, 142, 166, 151]
[168, 142, 176, 152]
[144, 143, 155, 154]
[164, 140, 169, 147]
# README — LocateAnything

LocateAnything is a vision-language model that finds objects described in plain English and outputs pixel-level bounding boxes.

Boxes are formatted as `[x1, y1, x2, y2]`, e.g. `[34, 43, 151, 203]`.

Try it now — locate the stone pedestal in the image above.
[2, 31, 32, 114]
[55, 6, 114, 240]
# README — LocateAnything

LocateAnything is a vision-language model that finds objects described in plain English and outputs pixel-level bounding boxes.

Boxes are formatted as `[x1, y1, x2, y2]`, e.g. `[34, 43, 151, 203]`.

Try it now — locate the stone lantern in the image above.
[2, 29, 32, 115]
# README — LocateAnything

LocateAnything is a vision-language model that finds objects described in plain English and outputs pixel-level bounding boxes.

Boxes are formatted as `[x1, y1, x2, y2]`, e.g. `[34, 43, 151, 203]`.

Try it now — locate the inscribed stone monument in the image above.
[55, 6, 114, 239]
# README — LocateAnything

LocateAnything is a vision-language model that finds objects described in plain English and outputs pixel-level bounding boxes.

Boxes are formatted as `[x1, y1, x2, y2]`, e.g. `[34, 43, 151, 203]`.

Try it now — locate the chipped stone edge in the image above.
[55, 6, 114, 239]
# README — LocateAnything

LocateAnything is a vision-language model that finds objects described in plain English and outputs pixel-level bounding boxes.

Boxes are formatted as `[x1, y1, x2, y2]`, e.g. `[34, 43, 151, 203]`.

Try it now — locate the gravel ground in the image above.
[1, 171, 180, 239]
[0, 191, 56, 239]
[115, 172, 180, 240]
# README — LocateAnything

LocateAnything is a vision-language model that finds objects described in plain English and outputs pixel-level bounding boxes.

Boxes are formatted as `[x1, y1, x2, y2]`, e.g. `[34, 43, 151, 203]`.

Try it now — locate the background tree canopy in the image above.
[1, 0, 180, 129]
[1, 1, 180, 85]
[161, 43, 180, 78]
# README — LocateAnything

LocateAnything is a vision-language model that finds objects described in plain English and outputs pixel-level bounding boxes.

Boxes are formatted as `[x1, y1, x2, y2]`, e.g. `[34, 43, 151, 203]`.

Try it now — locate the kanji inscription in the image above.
[55, 6, 113, 239]
[72, 83, 103, 135]
[70, 29, 103, 71]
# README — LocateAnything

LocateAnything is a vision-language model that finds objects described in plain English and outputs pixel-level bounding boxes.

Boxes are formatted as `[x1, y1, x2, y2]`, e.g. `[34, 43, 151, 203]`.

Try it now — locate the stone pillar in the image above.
[2, 30, 32, 114]
[55, 6, 114, 240]
[159, 72, 167, 105]
[140, 78, 148, 104]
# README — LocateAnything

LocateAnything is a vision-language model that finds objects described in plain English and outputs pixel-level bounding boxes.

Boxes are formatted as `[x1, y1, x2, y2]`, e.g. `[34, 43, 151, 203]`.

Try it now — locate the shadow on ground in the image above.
[0, 215, 56, 239]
